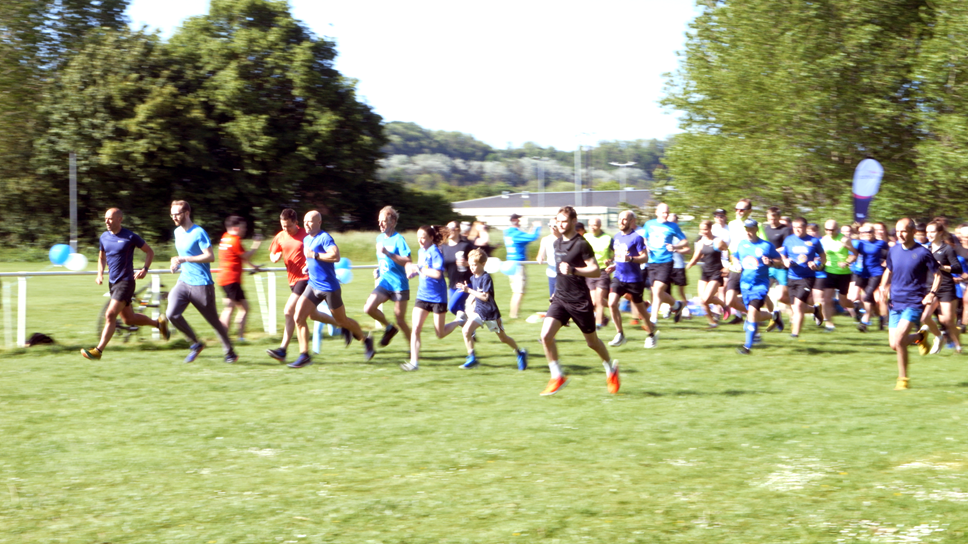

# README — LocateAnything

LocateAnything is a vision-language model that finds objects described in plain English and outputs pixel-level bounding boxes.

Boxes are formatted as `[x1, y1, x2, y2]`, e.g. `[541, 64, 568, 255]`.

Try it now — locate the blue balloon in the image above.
[49, 244, 71, 265]
[500, 260, 519, 276]
[335, 257, 352, 269]
[336, 268, 353, 285]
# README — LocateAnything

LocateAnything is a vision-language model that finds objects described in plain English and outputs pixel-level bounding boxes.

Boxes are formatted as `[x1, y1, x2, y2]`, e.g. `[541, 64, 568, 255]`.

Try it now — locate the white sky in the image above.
[126, 0, 698, 150]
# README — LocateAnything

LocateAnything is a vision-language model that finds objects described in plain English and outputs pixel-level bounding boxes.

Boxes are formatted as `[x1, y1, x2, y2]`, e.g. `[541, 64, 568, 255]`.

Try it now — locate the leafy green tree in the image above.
[662, 0, 936, 219]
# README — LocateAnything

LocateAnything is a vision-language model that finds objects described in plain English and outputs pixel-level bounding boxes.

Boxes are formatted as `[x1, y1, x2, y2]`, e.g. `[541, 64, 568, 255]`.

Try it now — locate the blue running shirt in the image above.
[174, 224, 213, 286]
[376, 232, 412, 292]
[736, 238, 781, 287]
[854, 239, 889, 278]
[503, 226, 541, 262]
[306, 230, 340, 292]
[640, 220, 686, 264]
[416, 244, 446, 303]
[611, 231, 646, 283]
[99, 227, 145, 283]
[886, 243, 938, 311]
[782, 235, 824, 280]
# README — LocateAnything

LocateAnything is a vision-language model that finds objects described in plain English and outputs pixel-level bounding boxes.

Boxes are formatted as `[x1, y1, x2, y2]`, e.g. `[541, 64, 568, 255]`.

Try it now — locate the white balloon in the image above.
[64, 253, 89, 271]
[483, 257, 502, 274]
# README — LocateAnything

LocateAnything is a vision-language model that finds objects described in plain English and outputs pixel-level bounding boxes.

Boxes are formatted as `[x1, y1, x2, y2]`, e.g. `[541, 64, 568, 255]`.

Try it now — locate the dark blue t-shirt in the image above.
[854, 239, 889, 278]
[99, 228, 145, 284]
[886, 243, 938, 310]
[611, 231, 646, 283]
[306, 230, 340, 292]
[471, 272, 500, 321]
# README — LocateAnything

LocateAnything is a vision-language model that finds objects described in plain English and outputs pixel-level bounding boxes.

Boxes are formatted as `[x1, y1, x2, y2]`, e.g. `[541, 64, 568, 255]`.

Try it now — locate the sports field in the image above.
[2, 257, 968, 543]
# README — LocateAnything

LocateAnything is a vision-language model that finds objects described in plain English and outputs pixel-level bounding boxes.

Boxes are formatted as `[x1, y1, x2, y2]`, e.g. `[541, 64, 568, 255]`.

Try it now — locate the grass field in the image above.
[3, 258, 968, 543]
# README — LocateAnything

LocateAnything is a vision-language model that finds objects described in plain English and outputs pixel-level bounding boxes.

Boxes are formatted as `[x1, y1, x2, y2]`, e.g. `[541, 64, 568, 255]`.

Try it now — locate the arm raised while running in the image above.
[559, 255, 600, 278]
[135, 243, 154, 280]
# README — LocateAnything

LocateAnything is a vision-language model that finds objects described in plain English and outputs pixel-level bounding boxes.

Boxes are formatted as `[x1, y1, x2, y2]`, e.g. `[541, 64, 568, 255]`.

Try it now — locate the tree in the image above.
[661, 0, 944, 219]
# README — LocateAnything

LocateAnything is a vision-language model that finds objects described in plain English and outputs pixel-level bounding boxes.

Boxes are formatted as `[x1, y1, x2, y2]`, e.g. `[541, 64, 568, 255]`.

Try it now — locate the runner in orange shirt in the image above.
[217, 215, 262, 341]
[266, 208, 339, 363]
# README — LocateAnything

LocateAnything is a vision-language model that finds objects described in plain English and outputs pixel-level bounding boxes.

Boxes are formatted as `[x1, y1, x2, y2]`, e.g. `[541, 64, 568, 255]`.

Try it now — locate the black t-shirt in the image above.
[440, 238, 473, 289]
[762, 224, 791, 252]
[932, 243, 963, 289]
[553, 234, 594, 303]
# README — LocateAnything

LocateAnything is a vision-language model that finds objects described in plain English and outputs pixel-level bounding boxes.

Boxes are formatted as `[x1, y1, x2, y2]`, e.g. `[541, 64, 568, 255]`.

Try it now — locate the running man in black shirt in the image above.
[539, 206, 618, 396]
[762, 206, 792, 311]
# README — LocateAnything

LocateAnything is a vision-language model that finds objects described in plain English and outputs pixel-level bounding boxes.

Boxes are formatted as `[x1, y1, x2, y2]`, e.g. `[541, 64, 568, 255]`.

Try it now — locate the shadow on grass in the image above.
[627, 389, 777, 398]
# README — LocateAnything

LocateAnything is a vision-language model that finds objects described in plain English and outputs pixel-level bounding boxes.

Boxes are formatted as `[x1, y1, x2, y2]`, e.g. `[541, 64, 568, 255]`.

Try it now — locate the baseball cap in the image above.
[744, 219, 759, 228]
[460, 221, 471, 233]
[510, 214, 522, 221]
[714, 208, 726, 215]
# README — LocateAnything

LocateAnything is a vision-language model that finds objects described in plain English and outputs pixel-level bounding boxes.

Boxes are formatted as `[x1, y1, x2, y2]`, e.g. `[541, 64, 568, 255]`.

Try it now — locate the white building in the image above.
[452, 189, 653, 228]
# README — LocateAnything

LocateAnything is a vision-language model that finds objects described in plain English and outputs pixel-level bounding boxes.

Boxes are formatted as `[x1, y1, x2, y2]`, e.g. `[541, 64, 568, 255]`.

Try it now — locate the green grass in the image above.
[3, 261, 968, 543]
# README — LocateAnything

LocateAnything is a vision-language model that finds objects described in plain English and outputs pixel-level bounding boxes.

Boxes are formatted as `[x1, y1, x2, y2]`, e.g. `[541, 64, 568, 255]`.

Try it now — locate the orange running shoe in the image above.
[540, 376, 569, 396]
[605, 361, 621, 394]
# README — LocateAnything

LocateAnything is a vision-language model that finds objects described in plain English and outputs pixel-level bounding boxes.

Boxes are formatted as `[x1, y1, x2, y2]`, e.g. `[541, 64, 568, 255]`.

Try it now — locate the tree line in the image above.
[0, 0, 456, 245]
[661, 0, 968, 221]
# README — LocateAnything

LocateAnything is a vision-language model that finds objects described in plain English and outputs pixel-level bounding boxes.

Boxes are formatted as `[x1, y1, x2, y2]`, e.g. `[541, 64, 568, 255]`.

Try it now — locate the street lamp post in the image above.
[531, 157, 549, 211]
[609, 161, 637, 203]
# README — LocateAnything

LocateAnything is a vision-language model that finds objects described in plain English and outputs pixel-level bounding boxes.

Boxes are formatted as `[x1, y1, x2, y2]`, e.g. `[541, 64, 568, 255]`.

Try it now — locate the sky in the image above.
[126, 0, 699, 151]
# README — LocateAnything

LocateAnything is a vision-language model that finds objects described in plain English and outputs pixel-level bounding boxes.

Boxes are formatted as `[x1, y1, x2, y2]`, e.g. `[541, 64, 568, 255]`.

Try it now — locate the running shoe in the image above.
[930, 333, 945, 355]
[364, 335, 376, 361]
[766, 312, 778, 332]
[726, 315, 744, 325]
[629, 318, 640, 326]
[517, 349, 528, 371]
[894, 377, 910, 390]
[379, 324, 398, 347]
[288, 353, 313, 368]
[266, 347, 287, 362]
[824, 322, 836, 332]
[184, 342, 205, 363]
[455, 310, 468, 324]
[707, 322, 719, 329]
[644, 334, 657, 349]
[914, 325, 929, 356]
[790, 333, 799, 339]
[813, 305, 823, 327]
[80, 347, 102, 361]
[853, 302, 863, 322]
[540, 376, 569, 396]
[400, 361, 419, 371]
[224, 352, 239, 364]
[672, 301, 685, 323]
[857, 321, 868, 333]
[341, 327, 352, 347]
[736, 346, 751, 355]
[605, 361, 620, 394]
[608, 333, 627, 347]
[772, 310, 784, 333]
[460, 354, 479, 369]
[157, 314, 171, 341]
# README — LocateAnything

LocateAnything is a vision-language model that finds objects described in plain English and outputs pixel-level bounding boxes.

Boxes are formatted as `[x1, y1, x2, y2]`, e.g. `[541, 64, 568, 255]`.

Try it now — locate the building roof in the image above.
[452, 189, 652, 210]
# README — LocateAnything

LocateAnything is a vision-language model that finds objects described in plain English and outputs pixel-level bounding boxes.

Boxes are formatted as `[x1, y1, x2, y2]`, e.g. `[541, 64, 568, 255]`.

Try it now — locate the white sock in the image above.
[602, 359, 613, 374]
[549, 360, 562, 379]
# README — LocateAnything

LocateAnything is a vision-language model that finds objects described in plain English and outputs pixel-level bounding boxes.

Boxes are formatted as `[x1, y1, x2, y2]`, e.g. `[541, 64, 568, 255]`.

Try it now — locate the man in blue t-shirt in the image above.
[81, 208, 170, 361]
[638, 203, 688, 326]
[881, 218, 941, 390]
[363, 206, 413, 349]
[290, 210, 374, 368]
[853, 225, 890, 332]
[780, 217, 826, 338]
[734, 219, 784, 354]
[604, 210, 656, 348]
[503, 214, 541, 318]
[165, 200, 237, 363]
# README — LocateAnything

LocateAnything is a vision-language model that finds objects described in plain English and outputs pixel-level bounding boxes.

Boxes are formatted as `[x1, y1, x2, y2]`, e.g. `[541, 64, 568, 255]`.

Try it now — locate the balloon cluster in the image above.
[49, 244, 88, 271]
[335, 257, 353, 285]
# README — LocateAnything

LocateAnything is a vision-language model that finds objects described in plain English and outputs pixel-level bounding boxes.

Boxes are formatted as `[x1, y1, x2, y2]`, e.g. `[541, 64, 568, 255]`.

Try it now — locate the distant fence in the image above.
[1, 262, 539, 348]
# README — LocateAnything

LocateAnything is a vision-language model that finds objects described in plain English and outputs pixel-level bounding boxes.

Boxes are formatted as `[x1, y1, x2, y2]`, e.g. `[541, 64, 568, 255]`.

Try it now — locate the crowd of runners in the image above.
[80, 198, 968, 394]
